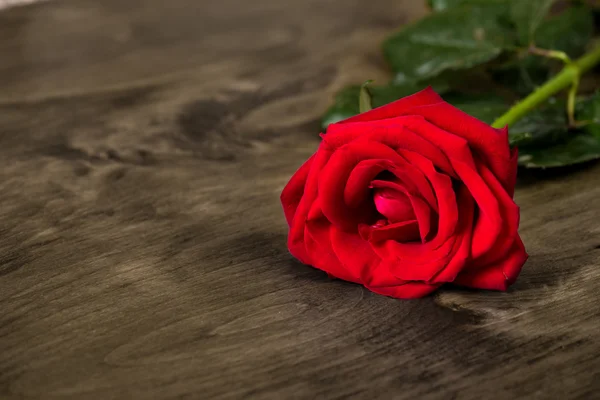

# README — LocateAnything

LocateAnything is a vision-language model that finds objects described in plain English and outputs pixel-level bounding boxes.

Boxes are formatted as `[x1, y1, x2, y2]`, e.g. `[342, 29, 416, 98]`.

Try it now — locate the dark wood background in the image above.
[1, 1, 599, 399]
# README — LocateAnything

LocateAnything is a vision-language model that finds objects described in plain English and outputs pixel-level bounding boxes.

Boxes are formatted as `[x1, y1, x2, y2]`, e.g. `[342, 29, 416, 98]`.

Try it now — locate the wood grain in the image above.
[0, 1, 599, 399]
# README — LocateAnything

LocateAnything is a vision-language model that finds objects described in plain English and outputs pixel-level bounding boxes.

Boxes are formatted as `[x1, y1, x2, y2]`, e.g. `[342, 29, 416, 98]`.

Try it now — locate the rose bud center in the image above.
[373, 188, 415, 223]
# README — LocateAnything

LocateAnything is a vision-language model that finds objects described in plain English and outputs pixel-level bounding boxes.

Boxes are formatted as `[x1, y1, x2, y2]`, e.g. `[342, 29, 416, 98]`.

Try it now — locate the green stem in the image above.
[567, 74, 579, 127]
[492, 45, 600, 129]
[528, 46, 572, 64]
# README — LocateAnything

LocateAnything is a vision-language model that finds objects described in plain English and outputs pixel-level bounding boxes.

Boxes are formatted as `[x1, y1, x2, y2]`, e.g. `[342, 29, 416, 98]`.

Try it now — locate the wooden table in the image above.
[1, 1, 599, 398]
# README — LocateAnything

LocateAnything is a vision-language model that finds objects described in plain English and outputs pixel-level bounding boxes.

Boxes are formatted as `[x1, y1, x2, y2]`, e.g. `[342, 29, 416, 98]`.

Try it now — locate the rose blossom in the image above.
[281, 87, 528, 299]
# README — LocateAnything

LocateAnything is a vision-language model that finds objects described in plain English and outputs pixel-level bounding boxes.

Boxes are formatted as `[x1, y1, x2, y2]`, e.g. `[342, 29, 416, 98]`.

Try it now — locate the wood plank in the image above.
[0, 1, 599, 399]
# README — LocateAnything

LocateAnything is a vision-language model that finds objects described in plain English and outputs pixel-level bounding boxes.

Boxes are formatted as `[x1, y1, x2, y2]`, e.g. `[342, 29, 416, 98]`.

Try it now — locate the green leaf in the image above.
[490, 55, 551, 96]
[576, 92, 600, 139]
[321, 86, 361, 129]
[383, 4, 513, 84]
[321, 82, 450, 130]
[508, 131, 533, 147]
[443, 92, 509, 124]
[510, 0, 556, 45]
[440, 93, 567, 148]
[323, 86, 508, 130]
[359, 80, 374, 114]
[535, 6, 594, 57]
[427, 0, 508, 12]
[515, 96, 600, 168]
[518, 133, 600, 168]
[426, 0, 469, 11]
[372, 80, 451, 105]
[510, 98, 568, 147]
[492, 6, 594, 96]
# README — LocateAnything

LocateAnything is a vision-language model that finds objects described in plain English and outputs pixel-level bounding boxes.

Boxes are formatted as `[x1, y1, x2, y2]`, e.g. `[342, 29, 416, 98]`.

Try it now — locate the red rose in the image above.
[280, 88, 528, 299]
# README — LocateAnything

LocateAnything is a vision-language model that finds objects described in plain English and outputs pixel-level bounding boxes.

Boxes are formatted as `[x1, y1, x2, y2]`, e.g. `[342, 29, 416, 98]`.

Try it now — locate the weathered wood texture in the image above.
[0, 1, 599, 399]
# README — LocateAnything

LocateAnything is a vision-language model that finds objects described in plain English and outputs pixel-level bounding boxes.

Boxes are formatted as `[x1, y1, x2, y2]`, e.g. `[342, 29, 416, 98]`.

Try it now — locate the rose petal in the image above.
[330, 228, 380, 283]
[401, 101, 514, 191]
[373, 188, 415, 223]
[371, 180, 433, 241]
[452, 161, 503, 260]
[506, 145, 519, 197]
[344, 159, 393, 208]
[304, 217, 361, 284]
[470, 159, 520, 266]
[325, 120, 455, 176]
[400, 116, 478, 172]
[335, 86, 443, 126]
[287, 146, 333, 264]
[453, 236, 528, 291]
[365, 255, 443, 297]
[365, 219, 420, 243]
[361, 126, 456, 176]
[366, 280, 440, 299]
[430, 185, 474, 283]
[318, 141, 405, 231]
[383, 235, 460, 282]
[371, 178, 437, 214]
[397, 150, 457, 247]
[281, 154, 314, 226]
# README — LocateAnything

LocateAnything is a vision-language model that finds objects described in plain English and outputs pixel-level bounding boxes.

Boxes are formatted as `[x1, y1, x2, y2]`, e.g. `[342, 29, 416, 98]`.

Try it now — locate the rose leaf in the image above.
[492, 6, 594, 96]
[321, 86, 360, 129]
[427, 0, 508, 12]
[383, 4, 514, 84]
[359, 80, 374, 114]
[510, 0, 556, 45]
[426, 0, 469, 12]
[516, 94, 600, 168]
[442, 92, 509, 124]
[490, 55, 552, 96]
[534, 5, 594, 57]
[321, 82, 450, 130]
[510, 98, 568, 147]
[518, 133, 600, 168]
[576, 91, 600, 139]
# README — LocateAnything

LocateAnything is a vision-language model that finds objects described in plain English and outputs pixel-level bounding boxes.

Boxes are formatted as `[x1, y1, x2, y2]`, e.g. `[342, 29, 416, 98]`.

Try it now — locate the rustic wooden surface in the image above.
[0, 1, 599, 399]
